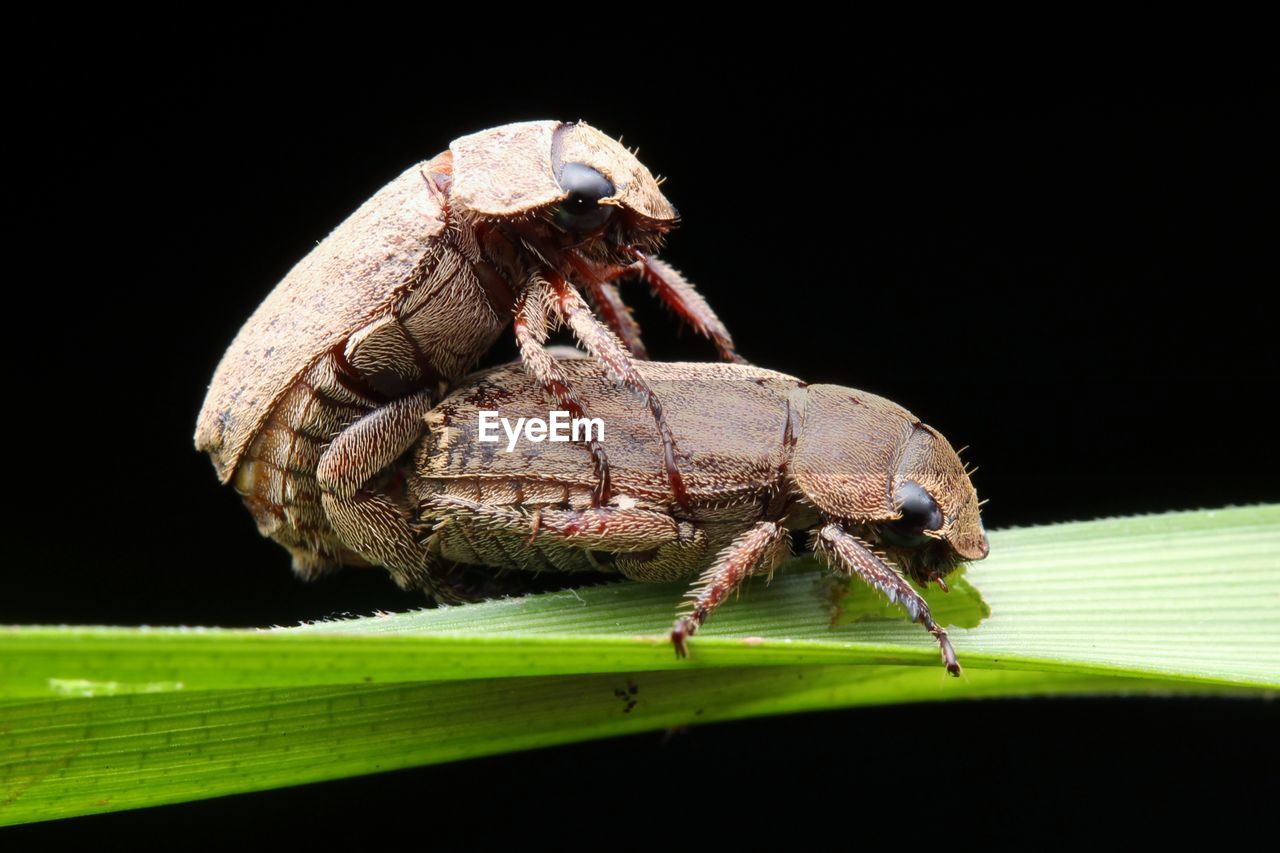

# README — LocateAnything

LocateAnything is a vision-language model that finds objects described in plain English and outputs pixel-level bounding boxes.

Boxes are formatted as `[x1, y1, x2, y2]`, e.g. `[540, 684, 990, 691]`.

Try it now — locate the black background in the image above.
[6, 34, 1276, 844]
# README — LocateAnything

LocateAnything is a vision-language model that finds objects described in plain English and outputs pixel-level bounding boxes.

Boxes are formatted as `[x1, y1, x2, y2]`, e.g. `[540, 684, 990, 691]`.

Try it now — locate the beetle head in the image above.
[450, 120, 677, 266]
[793, 386, 989, 584]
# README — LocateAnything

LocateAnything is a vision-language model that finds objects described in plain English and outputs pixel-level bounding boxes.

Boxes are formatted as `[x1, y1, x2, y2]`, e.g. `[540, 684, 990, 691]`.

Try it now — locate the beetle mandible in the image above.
[408, 360, 989, 674]
[194, 121, 740, 598]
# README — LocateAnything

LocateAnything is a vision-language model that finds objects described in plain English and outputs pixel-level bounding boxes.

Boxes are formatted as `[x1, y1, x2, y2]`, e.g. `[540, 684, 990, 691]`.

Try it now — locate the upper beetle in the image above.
[196, 121, 740, 597]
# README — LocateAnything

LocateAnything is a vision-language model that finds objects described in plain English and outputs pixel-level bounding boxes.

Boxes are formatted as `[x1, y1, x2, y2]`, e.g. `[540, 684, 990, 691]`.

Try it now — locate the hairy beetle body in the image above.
[195, 122, 739, 593]
[409, 361, 989, 673]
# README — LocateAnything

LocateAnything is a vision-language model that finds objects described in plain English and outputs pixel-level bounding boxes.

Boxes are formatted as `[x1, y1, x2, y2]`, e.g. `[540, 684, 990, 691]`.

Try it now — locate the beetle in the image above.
[407, 360, 989, 674]
[194, 121, 740, 598]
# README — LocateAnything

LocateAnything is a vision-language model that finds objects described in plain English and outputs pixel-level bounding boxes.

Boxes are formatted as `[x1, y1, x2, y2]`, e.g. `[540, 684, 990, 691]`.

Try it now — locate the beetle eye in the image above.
[887, 481, 943, 542]
[554, 162, 615, 233]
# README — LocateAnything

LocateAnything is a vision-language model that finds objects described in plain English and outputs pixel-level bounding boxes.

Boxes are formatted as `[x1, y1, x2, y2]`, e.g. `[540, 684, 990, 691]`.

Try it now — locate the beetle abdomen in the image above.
[418, 476, 603, 574]
[231, 351, 378, 575]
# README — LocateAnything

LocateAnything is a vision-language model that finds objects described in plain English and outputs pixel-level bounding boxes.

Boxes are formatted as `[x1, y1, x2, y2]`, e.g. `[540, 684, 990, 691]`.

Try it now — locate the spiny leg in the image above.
[512, 283, 613, 504]
[316, 388, 434, 497]
[816, 523, 961, 676]
[672, 520, 791, 656]
[584, 279, 649, 359]
[626, 251, 744, 364]
[322, 487, 460, 600]
[563, 253, 649, 359]
[316, 388, 455, 597]
[544, 273, 691, 511]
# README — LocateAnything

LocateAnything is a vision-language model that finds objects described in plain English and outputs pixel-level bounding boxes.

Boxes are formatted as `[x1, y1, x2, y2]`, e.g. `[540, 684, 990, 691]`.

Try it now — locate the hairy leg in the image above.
[512, 282, 614, 504]
[584, 279, 649, 359]
[627, 251, 743, 364]
[816, 523, 961, 676]
[316, 388, 452, 595]
[316, 388, 434, 497]
[672, 520, 791, 656]
[544, 274, 691, 510]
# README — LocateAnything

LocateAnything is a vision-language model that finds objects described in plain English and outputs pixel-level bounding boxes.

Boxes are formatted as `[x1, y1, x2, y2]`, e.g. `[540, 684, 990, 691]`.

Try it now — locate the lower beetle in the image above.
[408, 360, 989, 674]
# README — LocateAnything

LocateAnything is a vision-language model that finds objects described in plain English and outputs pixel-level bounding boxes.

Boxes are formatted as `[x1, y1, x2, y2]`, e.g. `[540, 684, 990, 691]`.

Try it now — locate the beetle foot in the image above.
[817, 523, 965, 677]
[932, 626, 961, 676]
[671, 618, 695, 658]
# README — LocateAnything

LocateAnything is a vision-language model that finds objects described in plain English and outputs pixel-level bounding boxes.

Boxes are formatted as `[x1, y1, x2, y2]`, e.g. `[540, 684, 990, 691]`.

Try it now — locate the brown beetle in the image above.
[194, 121, 739, 597]
[408, 361, 989, 674]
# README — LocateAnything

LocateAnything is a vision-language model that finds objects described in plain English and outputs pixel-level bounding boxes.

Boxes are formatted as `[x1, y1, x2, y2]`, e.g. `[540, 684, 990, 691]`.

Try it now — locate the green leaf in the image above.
[1, 505, 1277, 825]
[827, 563, 991, 629]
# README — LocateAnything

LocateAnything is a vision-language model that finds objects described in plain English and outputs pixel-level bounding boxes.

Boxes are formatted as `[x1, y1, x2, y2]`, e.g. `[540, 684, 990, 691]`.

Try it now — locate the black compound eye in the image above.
[554, 162, 615, 233]
[886, 480, 944, 544]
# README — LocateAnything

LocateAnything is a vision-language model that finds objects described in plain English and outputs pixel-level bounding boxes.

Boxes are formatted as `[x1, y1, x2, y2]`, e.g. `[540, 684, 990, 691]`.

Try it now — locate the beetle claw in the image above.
[671, 618, 694, 658]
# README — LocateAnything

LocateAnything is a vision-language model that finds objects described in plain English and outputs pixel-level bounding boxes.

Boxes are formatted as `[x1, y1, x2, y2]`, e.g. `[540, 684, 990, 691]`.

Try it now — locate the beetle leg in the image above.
[626, 251, 744, 364]
[672, 521, 790, 657]
[315, 388, 453, 597]
[512, 284, 613, 505]
[816, 524, 961, 676]
[583, 280, 649, 359]
[563, 254, 648, 359]
[543, 274, 691, 512]
[421, 494, 682, 552]
[322, 487, 462, 600]
[316, 388, 433, 497]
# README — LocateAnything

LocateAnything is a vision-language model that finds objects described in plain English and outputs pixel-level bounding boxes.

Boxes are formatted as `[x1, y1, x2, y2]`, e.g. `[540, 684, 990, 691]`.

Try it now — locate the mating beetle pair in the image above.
[196, 120, 988, 673]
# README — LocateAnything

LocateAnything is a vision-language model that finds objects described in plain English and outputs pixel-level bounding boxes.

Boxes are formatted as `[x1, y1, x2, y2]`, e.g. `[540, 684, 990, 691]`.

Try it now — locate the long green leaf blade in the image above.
[0, 667, 1263, 826]
[3, 507, 1275, 698]
[0, 506, 1276, 824]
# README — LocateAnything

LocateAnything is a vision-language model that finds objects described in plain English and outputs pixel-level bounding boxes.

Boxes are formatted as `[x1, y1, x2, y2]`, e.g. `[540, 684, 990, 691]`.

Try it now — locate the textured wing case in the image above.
[195, 156, 449, 482]
[417, 361, 804, 503]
